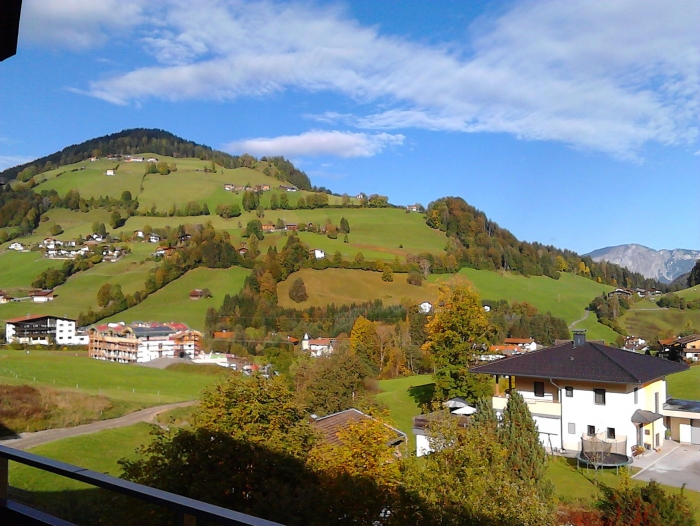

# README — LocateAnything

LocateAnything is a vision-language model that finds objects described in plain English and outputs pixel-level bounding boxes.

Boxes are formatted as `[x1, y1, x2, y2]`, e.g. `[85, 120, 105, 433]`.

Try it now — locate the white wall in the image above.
[416, 434, 431, 457]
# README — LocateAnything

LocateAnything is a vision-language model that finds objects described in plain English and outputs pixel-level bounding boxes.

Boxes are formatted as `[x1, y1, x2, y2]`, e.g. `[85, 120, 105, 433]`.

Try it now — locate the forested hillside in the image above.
[0, 128, 312, 190]
[426, 197, 661, 290]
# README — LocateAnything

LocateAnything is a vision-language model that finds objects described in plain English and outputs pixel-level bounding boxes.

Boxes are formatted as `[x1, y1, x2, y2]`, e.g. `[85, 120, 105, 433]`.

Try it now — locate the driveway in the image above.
[634, 444, 700, 491]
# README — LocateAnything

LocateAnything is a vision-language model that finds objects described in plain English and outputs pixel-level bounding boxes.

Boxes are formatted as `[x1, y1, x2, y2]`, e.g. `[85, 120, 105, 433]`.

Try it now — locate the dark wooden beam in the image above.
[0, 0, 23, 62]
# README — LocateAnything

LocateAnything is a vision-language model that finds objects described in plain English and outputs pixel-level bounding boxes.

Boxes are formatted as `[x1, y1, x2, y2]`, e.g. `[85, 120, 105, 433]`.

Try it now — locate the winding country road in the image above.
[0, 400, 197, 450]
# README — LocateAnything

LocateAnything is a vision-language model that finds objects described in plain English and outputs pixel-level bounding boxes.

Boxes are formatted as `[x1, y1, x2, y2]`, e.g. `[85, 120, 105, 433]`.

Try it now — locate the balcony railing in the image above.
[0, 444, 283, 526]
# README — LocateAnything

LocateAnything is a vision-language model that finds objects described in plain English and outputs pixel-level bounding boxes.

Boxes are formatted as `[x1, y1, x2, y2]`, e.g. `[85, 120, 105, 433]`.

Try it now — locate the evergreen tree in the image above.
[689, 260, 700, 288]
[339, 217, 350, 233]
[499, 391, 553, 503]
[288, 277, 308, 303]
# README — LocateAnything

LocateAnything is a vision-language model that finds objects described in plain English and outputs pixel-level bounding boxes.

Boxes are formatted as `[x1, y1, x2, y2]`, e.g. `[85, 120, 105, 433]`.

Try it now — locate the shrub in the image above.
[289, 277, 309, 303]
[407, 271, 423, 286]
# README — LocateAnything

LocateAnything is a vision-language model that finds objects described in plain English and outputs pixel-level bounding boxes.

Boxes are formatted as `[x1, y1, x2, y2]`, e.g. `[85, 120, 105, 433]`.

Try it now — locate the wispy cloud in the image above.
[34, 0, 700, 157]
[226, 130, 405, 158]
[21, 0, 148, 50]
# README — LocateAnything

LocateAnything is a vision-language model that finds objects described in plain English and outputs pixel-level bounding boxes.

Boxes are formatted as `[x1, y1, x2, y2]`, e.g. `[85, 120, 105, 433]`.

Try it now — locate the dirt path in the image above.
[569, 309, 590, 329]
[0, 401, 197, 450]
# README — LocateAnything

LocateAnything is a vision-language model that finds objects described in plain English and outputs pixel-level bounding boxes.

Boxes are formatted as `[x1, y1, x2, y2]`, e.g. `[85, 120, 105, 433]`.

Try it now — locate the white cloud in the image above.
[20, 0, 148, 50]
[226, 130, 404, 158]
[0, 155, 32, 171]
[61, 0, 700, 157]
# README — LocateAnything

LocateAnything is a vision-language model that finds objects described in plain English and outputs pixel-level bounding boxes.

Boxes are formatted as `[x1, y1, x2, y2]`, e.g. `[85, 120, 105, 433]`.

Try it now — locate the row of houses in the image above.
[223, 183, 272, 192]
[607, 287, 664, 299]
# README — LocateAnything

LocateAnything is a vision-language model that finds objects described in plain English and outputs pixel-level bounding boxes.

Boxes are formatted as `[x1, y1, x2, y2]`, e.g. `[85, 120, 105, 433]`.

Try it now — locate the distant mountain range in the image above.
[587, 244, 700, 284]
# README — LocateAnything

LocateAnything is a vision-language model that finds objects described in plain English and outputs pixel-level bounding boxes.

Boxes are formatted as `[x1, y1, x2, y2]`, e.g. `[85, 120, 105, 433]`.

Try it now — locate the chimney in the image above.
[573, 330, 586, 348]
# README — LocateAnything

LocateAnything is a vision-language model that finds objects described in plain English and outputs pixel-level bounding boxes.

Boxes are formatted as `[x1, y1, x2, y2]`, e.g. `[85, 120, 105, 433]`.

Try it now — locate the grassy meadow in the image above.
[622, 306, 700, 341]
[0, 350, 222, 406]
[678, 286, 700, 301]
[103, 266, 249, 329]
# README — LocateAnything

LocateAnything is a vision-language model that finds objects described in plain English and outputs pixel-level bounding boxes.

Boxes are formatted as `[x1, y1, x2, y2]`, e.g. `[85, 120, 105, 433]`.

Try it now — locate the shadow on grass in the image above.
[408, 382, 435, 407]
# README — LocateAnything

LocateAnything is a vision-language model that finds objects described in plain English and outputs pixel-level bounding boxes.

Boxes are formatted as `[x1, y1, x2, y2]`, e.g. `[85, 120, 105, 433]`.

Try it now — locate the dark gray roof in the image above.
[471, 341, 688, 384]
[131, 326, 176, 338]
[631, 409, 663, 425]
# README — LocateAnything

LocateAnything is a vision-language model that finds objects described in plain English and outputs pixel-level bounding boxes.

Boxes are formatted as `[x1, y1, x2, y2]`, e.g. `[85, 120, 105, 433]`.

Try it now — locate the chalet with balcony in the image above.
[471, 331, 688, 454]
[6, 314, 85, 346]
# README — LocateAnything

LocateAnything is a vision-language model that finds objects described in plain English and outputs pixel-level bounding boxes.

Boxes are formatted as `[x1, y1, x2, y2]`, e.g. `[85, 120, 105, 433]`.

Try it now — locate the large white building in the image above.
[472, 332, 688, 454]
[88, 322, 202, 363]
[6, 314, 88, 346]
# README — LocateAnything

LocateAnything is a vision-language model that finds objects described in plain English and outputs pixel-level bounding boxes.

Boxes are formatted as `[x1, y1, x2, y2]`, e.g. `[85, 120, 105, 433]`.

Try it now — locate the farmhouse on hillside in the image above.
[189, 289, 205, 300]
[5, 314, 88, 346]
[471, 331, 688, 455]
[29, 289, 54, 303]
[503, 337, 538, 352]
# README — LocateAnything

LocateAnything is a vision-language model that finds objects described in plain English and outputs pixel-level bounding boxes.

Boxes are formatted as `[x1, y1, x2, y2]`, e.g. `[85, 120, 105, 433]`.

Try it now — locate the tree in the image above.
[109, 210, 123, 229]
[382, 265, 394, 282]
[156, 161, 171, 175]
[280, 193, 290, 209]
[350, 315, 380, 370]
[270, 193, 279, 210]
[96, 283, 112, 307]
[202, 203, 210, 216]
[289, 277, 309, 303]
[422, 282, 492, 401]
[339, 217, 350, 233]
[49, 224, 63, 236]
[294, 350, 371, 416]
[499, 392, 553, 503]
[244, 219, 264, 240]
[689, 260, 700, 288]
[120, 190, 132, 203]
[407, 271, 423, 286]
[297, 196, 307, 209]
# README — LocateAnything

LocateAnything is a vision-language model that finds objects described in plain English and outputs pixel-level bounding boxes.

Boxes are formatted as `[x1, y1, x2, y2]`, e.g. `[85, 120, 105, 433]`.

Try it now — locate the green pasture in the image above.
[36, 162, 144, 201]
[436, 268, 619, 343]
[0, 250, 59, 290]
[0, 350, 219, 405]
[0, 252, 157, 323]
[622, 308, 700, 342]
[678, 286, 700, 301]
[20, 209, 112, 246]
[103, 266, 249, 329]
[665, 365, 700, 400]
[277, 268, 437, 309]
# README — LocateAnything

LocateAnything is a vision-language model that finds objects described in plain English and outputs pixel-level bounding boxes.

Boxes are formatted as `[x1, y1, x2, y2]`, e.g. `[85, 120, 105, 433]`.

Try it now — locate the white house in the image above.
[502, 337, 538, 353]
[105, 169, 116, 176]
[301, 333, 336, 357]
[133, 230, 145, 239]
[149, 234, 161, 243]
[419, 301, 433, 314]
[471, 331, 688, 454]
[312, 248, 326, 260]
[29, 289, 54, 303]
[8, 242, 24, 251]
[6, 315, 85, 346]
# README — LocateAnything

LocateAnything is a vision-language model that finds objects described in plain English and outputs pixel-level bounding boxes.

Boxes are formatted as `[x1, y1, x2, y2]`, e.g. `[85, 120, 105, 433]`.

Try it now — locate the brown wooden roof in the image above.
[471, 341, 688, 384]
[312, 408, 406, 447]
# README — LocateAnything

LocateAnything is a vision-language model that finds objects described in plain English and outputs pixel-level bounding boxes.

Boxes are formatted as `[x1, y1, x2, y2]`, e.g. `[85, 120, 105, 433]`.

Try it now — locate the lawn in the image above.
[277, 268, 437, 309]
[678, 287, 700, 301]
[376, 375, 434, 450]
[438, 268, 619, 343]
[8, 422, 158, 524]
[102, 266, 250, 329]
[666, 365, 700, 400]
[0, 250, 59, 290]
[0, 350, 221, 406]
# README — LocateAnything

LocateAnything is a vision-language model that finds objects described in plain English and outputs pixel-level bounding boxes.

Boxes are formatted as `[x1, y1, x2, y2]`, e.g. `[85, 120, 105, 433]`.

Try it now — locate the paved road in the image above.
[0, 401, 197, 450]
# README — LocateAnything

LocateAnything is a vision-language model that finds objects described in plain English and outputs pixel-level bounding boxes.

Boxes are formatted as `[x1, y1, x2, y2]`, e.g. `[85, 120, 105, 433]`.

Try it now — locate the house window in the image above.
[568, 423, 576, 434]
[587, 425, 595, 436]
[634, 387, 638, 404]
[594, 388, 606, 405]
[565, 386, 574, 397]
[534, 381, 545, 398]
[607, 428, 616, 440]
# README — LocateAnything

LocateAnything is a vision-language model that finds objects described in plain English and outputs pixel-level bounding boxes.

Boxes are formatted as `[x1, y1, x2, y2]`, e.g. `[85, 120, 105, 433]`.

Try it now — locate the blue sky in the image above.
[1, 0, 698, 254]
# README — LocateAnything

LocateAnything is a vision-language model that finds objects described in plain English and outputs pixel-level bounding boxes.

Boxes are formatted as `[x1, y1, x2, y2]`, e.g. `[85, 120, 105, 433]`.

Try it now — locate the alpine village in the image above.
[2, 3, 700, 526]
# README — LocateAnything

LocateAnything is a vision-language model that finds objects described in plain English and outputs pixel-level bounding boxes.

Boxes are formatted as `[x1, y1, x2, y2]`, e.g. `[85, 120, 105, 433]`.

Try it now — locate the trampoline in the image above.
[576, 432, 632, 475]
